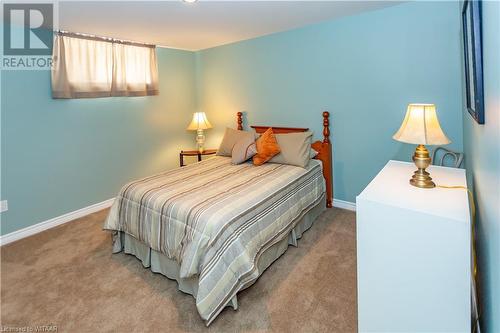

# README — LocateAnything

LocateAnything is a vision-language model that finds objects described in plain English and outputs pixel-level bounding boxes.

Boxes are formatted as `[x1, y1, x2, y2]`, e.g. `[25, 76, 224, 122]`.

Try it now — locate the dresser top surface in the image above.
[357, 160, 470, 222]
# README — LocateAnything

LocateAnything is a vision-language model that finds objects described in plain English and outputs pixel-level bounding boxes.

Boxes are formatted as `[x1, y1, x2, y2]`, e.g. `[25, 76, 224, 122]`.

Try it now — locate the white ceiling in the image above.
[55, 1, 401, 51]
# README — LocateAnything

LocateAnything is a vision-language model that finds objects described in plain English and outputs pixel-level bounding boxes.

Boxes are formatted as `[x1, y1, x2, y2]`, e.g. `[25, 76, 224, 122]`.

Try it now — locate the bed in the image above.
[103, 112, 333, 325]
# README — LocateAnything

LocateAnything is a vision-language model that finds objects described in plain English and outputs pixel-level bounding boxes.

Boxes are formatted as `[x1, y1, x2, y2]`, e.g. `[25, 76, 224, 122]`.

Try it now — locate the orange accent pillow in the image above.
[253, 128, 281, 166]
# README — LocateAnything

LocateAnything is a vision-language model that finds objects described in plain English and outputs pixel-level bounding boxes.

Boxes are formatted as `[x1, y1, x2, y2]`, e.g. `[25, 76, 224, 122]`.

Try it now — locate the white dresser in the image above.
[356, 160, 471, 332]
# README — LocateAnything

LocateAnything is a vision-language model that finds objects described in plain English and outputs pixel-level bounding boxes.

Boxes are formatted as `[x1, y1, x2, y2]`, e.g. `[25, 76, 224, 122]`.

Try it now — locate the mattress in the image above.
[104, 156, 326, 324]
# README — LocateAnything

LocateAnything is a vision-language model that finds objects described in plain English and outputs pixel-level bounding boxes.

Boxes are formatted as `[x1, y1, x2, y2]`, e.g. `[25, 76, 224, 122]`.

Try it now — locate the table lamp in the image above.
[187, 112, 212, 153]
[393, 104, 451, 188]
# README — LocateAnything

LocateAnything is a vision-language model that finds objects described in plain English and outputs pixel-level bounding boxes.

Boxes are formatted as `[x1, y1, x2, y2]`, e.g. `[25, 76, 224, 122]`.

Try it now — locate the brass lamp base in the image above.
[410, 144, 435, 188]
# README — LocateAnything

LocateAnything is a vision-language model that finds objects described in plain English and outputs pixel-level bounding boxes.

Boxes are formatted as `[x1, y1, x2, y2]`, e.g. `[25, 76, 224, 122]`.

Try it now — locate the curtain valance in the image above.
[51, 33, 159, 99]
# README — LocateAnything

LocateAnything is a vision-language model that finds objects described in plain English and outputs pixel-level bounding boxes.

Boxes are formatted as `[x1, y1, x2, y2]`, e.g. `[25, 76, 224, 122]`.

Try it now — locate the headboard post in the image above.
[237, 112, 243, 130]
[312, 111, 333, 208]
[323, 111, 330, 144]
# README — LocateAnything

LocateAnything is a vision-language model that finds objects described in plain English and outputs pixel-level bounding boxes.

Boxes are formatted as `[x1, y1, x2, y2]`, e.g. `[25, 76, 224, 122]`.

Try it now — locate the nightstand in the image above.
[356, 160, 471, 332]
[179, 149, 217, 167]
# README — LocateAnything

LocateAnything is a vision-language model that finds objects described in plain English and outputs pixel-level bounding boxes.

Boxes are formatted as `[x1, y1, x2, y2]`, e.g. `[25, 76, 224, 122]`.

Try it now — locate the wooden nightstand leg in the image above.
[179, 153, 184, 167]
[197, 153, 202, 162]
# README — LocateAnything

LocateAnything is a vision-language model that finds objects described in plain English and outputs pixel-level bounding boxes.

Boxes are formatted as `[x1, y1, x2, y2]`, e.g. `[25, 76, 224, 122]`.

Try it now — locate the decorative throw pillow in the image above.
[269, 131, 313, 168]
[231, 133, 257, 164]
[217, 127, 254, 157]
[253, 128, 281, 166]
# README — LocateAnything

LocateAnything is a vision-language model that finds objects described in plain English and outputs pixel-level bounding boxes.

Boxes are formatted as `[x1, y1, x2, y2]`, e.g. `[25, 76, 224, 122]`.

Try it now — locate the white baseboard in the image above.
[0, 198, 115, 246]
[333, 199, 356, 211]
[0, 196, 353, 246]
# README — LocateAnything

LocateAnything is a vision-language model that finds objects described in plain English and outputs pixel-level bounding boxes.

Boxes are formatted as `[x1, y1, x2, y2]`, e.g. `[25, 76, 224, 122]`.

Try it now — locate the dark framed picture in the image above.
[462, 0, 484, 124]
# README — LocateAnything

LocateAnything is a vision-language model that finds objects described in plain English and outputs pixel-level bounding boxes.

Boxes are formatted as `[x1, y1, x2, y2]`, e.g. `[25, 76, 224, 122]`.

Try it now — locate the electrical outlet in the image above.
[0, 200, 8, 213]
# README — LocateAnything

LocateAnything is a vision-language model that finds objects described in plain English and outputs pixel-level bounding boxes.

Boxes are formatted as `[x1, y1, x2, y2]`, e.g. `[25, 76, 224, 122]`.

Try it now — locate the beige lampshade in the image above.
[187, 112, 212, 130]
[393, 104, 451, 145]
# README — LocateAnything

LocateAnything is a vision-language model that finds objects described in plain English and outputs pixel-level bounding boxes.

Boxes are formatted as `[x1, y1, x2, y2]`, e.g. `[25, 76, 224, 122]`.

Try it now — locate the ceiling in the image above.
[12, 1, 397, 51]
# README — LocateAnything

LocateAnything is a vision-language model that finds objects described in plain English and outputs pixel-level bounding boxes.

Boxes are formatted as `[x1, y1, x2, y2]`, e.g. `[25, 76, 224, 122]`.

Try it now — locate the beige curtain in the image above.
[51, 34, 159, 98]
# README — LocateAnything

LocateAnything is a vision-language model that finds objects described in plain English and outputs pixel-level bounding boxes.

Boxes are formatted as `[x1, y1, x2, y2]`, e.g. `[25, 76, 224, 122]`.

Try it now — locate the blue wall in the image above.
[1, 1, 466, 233]
[462, 1, 500, 331]
[198, 1, 464, 203]
[0, 47, 196, 235]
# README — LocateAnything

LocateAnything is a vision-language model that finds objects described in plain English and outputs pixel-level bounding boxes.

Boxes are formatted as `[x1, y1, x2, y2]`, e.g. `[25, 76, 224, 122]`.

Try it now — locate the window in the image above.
[51, 32, 159, 99]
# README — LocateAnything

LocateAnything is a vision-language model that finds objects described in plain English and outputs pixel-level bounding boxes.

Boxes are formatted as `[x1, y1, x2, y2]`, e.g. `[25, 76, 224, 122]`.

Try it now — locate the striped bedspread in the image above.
[104, 156, 325, 324]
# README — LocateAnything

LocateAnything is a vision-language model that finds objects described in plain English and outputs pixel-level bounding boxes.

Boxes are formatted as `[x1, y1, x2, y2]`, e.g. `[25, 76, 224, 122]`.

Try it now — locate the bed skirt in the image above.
[111, 195, 326, 322]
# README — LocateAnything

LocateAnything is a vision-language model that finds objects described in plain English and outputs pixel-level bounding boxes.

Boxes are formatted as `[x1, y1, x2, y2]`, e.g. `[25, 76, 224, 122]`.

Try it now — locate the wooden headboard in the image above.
[236, 111, 333, 208]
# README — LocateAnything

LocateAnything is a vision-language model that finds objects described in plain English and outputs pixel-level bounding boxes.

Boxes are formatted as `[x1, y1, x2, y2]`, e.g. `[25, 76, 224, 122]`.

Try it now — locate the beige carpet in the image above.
[1, 207, 357, 332]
